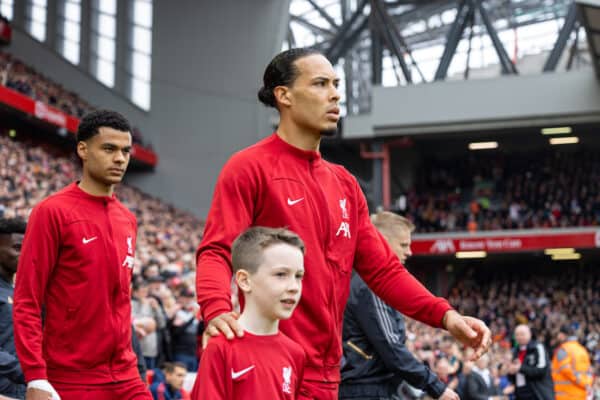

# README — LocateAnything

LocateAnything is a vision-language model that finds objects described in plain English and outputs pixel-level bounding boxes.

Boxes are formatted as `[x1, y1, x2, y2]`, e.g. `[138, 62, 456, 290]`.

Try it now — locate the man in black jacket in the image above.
[0, 218, 26, 399]
[464, 354, 504, 400]
[340, 212, 458, 400]
[508, 324, 555, 400]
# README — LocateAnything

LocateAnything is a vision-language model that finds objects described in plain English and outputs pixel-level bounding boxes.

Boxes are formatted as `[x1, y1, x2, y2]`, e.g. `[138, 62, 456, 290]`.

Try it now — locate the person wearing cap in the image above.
[507, 324, 554, 400]
[551, 325, 593, 400]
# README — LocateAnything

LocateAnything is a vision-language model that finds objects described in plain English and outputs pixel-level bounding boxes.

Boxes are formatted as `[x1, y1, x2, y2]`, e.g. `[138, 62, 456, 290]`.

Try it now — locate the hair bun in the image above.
[257, 86, 276, 108]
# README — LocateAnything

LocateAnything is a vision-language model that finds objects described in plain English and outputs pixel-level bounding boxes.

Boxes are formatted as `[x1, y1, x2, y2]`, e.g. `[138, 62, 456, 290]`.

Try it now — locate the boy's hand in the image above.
[202, 311, 243, 349]
[439, 388, 460, 400]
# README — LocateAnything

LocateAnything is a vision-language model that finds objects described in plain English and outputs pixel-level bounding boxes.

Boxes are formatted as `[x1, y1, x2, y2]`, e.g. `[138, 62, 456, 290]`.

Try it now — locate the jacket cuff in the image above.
[437, 303, 455, 329]
[24, 366, 47, 383]
[426, 378, 447, 398]
[202, 299, 233, 323]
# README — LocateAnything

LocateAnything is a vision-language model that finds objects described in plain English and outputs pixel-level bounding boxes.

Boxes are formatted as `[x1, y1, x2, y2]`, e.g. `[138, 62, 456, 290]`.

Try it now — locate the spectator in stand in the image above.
[464, 353, 505, 400]
[149, 362, 189, 400]
[0, 218, 26, 400]
[170, 289, 200, 372]
[434, 356, 463, 398]
[508, 324, 554, 400]
[132, 279, 167, 370]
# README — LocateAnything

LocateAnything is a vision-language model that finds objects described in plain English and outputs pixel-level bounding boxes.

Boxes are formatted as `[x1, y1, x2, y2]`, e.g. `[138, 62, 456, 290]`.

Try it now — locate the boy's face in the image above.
[166, 366, 187, 390]
[243, 243, 304, 321]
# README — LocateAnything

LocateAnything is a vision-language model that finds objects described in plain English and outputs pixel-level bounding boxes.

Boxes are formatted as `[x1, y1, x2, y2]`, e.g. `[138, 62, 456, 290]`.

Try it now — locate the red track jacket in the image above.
[13, 183, 139, 384]
[196, 133, 452, 382]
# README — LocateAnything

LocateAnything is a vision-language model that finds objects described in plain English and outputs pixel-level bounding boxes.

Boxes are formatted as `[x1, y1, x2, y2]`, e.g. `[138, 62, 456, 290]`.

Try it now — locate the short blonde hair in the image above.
[370, 211, 414, 239]
[231, 226, 305, 274]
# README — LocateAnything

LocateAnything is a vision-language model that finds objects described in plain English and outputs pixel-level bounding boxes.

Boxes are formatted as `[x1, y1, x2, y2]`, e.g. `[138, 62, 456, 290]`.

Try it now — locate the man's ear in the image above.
[274, 86, 292, 108]
[235, 269, 252, 293]
[76, 141, 88, 162]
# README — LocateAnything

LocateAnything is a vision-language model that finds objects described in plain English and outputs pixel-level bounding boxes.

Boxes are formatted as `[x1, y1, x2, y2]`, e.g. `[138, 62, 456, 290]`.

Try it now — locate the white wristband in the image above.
[27, 379, 61, 400]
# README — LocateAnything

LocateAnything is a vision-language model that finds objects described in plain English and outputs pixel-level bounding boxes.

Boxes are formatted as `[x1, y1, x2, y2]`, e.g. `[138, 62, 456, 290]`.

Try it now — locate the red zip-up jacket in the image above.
[13, 183, 139, 384]
[196, 134, 452, 383]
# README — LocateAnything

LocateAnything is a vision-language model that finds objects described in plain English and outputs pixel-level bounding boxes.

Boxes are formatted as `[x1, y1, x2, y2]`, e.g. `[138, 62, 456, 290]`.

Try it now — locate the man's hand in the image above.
[148, 297, 160, 310]
[438, 387, 460, 400]
[443, 310, 491, 361]
[25, 388, 52, 400]
[507, 360, 521, 374]
[202, 311, 243, 349]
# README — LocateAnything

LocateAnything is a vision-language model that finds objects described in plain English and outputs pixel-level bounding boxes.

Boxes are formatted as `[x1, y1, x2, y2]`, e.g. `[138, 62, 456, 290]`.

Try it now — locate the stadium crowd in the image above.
[0, 51, 148, 146]
[403, 150, 600, 233]
[403, 265, 600, 399]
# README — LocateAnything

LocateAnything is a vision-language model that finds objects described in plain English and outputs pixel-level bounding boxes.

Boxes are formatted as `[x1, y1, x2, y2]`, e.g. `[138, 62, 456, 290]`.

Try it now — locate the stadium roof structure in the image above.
[287, 0, 588, 116]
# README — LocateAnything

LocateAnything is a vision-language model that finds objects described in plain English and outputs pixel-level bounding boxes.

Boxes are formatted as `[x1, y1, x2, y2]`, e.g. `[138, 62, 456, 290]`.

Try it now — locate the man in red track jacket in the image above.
[196, 49, 492, 400]
[13, 110, 152, 400]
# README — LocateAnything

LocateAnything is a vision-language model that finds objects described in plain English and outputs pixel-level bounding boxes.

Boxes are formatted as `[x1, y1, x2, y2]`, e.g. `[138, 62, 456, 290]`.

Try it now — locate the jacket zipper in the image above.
[104, 200, 118, 381]
[308, 159, 338, 379]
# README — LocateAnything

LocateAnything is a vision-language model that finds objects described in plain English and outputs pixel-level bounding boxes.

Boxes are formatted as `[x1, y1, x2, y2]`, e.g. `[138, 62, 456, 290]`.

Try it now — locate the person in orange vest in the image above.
[551, 325, 594, 400]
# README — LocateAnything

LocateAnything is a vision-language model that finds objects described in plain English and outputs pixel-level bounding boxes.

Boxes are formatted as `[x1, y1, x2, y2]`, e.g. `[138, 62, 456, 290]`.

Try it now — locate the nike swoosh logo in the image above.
[82, 236, 98, 244]
[287, 197, 304, 206]
[231, 365, 255, 379]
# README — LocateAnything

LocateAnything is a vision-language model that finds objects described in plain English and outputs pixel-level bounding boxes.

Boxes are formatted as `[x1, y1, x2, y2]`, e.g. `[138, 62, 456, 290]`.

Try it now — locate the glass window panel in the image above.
[63, 39, 79, 64]
[29, 20, 46, 41]
[131, 52, 151, 81]
[97, 0, 115, 15]
[132, 26, 152, 54]
[97, 13, 116, 38]
[0, 1, 13, 20]
[95, 57, 115, 87]
[64, 2, 80, 22]
[133, 0, 152, 28]
[31, 5, 46, 23]
[64, 19, 80, 41]
[131, 78, 150, 110]
[32, 0, 46, 6]
[97, 36, 116, 62]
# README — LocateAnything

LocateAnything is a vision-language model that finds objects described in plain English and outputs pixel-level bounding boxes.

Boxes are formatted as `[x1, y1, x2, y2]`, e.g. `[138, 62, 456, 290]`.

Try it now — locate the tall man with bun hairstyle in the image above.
[196, 48, 492, 400]
[13, 110, 152, 400]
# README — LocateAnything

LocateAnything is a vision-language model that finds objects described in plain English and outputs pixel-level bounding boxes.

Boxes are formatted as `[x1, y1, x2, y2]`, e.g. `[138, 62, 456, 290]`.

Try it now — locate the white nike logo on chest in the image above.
[287, 197, 304, 206]
[82, 236, 98, 244]
[231, 365, 255, 379]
